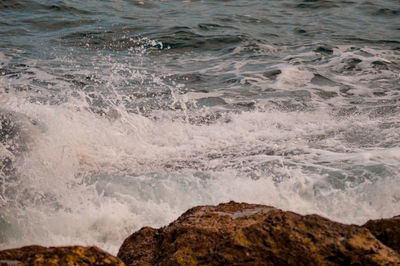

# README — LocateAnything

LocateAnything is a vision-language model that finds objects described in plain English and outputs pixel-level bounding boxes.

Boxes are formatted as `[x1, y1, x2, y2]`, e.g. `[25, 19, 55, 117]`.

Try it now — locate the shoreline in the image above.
[1, 201, 399, 265]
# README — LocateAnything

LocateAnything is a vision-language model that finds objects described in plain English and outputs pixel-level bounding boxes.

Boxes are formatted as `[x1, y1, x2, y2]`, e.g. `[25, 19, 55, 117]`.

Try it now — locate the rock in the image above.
[0, 245, 124, 265]
[118, 201, 400, 265]
[363, 215, 400, 254]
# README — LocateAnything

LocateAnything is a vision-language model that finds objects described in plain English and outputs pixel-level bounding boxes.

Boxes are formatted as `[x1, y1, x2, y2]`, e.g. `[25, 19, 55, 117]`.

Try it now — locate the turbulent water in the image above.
[1, 0, 400, 254]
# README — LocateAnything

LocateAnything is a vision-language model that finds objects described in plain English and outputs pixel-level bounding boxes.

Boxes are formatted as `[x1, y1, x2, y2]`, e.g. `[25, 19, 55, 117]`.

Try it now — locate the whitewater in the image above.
[0, 0, 399, 254]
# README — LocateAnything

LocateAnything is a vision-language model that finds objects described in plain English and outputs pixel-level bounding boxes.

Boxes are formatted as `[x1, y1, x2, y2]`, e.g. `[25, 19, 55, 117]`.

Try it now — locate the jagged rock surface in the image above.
[118, 201, 400, 266]
[363, 215, 400, 254]
[0, 245, 124, 266]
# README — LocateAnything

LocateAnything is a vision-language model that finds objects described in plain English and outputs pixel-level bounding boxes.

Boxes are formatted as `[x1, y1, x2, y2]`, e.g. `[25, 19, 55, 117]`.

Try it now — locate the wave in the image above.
[1, 93, 399, 253]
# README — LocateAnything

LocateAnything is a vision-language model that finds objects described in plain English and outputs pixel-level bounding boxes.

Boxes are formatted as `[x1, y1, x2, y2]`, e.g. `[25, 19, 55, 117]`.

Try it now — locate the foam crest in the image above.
[274, 65, 314, 89]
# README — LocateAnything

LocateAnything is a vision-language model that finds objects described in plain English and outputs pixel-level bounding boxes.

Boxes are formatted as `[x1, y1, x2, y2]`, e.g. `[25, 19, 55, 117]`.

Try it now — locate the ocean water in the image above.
[1, 0, 399, 254]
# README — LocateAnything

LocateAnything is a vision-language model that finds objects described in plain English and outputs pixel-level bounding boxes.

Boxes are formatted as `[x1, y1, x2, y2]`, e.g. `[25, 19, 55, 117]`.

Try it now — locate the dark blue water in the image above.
[1, 0, 400, 253]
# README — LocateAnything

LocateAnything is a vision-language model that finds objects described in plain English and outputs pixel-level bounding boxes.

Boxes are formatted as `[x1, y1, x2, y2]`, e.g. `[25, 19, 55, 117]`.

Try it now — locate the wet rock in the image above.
[118, 201, 400, 266]
[0, 245, 124, 265]
[363, 215, 400, 254]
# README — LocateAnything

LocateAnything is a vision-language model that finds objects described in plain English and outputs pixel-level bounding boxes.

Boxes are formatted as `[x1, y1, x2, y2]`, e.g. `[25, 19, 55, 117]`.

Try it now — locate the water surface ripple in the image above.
[0, 0, 399, 254]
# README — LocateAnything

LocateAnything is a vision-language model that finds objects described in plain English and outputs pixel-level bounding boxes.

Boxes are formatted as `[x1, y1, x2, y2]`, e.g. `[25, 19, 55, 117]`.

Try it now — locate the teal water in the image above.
[1, 0, 400, 254]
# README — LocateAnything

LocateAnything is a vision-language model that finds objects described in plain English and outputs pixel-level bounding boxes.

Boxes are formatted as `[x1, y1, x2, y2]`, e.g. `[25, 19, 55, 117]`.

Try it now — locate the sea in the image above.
[0, 0, 399, 254]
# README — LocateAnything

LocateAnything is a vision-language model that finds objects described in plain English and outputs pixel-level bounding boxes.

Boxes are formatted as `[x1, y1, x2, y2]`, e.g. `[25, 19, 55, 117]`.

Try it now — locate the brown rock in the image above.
[0, 245, 124, 266]
[363, 215, 400, 254]
[118, 201, 400, 266]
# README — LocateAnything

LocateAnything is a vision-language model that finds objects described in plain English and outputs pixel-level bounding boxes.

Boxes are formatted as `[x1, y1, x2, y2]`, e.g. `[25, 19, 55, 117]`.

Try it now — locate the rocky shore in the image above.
[1, 201, 399, 265]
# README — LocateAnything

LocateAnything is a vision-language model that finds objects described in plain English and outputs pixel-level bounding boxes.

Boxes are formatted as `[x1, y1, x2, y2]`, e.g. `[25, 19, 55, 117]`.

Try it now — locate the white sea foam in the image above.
[274, 65, 314, 89]
[0, 91, 399, 254]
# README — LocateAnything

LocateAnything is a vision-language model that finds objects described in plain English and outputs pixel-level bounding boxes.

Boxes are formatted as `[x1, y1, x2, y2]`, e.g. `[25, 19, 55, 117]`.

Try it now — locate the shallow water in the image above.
[1, 0, 400, 254]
